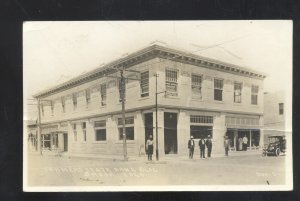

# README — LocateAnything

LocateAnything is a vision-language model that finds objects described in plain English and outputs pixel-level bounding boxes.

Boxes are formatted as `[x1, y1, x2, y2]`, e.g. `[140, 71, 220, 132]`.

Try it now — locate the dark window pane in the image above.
[119, 127, 134, 140]
[214, 89, 222, 101]
[190, 126, 213, 139]
[95, 129, 106, 141]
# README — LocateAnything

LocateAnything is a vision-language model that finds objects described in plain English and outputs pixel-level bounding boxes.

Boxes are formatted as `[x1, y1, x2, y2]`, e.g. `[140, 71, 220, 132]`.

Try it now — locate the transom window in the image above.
[234, 82, 242, 103]
[140, 71, 149, 97]
[191, 74, 202, 99]
[214, 78, 223, 101]
[165, 69, 178, 96]
[190, 115, 213, 124]
[118, 117, 134, 140]
[251, 85, 259, 105]
[94, 120, 106, 141]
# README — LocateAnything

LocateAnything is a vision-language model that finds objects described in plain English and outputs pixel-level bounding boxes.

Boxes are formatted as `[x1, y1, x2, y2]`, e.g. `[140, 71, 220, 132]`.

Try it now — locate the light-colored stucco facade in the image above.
[33, 44, 266, 157]
[263, 91, 287, 143]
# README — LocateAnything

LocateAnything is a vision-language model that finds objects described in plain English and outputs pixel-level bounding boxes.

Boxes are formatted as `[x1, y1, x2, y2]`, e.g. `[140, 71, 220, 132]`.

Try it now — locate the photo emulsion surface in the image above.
[23, 21, 293, 191]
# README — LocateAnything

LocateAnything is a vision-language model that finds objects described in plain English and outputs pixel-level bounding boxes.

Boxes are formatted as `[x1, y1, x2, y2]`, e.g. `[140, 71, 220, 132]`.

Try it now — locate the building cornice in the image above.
[39, 104, 263, 126]
[33, 44, 267, 98]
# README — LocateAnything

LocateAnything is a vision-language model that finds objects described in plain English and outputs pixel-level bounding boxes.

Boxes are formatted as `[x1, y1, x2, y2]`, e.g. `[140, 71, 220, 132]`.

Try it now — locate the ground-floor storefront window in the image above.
[190, 125, 213, 139]
[226, 129, 260, 151]
[42, 134, 51, 150]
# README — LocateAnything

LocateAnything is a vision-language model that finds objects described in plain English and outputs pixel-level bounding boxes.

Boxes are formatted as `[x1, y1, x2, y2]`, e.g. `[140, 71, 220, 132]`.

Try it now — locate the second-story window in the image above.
[72, 93, 77, 110]
[191, 74, 202, 99]
[85, 89, 91, 105]
[166, 69, 178, 96]
[41, 103, 44, 116]
[251, 85, 259, 105]
[140, 71, 149, 97]
[50, 101, 54, 116]
[82, 122, 86, 141]
[100, 83, 106, 106]
[214, 78, 223, 101]
[279, 103, 284, 115]
[61, 97, 65, 113]
[234, 82, 242, 103]
[73, 123, 77, 141]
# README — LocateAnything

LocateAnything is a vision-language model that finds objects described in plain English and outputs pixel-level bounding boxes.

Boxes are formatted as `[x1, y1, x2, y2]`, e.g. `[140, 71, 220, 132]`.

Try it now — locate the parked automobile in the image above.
[262, 135, 286, 157]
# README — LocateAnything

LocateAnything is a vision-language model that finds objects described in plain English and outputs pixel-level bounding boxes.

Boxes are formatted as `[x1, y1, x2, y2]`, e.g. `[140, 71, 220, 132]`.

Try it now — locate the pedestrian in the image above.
[238, 137, 243, 151]
[242, 135, 248, 151]
[224, 136, 230, 156]
[146, 135, 154, 161]
[199, 136, 206, 159]
[188, 136, 195, 159]
[206, 135, 212, 158]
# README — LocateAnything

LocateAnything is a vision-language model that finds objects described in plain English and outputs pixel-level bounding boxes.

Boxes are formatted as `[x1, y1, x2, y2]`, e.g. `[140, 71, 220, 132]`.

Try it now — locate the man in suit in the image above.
[199, 136, 206, 159]
[188, 136, 195, 159]
[224, 136, 230, 156]
[206, 135, 212, 158]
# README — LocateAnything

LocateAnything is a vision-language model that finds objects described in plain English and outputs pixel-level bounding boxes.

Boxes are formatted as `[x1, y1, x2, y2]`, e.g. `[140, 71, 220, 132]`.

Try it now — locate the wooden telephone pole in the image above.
[105, 67, 140, 161]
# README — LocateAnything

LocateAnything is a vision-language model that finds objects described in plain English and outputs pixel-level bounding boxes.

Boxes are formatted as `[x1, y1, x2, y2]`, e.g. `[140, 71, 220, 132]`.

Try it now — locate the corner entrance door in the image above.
[63, 133, 68, 152]
[164, 112, 178, 154]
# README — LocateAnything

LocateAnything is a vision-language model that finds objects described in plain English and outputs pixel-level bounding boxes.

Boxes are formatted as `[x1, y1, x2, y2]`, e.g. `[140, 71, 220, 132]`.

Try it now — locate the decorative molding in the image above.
[34, 45, 267, 98]
[204, 75, 213, 81]
[181, 70, 190, 77]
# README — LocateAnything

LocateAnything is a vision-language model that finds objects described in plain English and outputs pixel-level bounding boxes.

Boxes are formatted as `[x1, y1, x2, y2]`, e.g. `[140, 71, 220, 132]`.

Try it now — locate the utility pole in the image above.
[154, 73, 166, 161]
[105, 67, 140, 161]
[37, 98, 43, 156]
[120, 69, 127, 161]
[155, 73, 159, 160]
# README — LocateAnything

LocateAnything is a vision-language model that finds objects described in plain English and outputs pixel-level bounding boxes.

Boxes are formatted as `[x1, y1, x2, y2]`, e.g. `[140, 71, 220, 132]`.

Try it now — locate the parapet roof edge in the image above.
[33, 44, 267, 98]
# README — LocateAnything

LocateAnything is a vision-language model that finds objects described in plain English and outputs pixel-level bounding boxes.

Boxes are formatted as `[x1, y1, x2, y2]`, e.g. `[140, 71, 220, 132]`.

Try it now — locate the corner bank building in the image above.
[33, 44, 267, 157]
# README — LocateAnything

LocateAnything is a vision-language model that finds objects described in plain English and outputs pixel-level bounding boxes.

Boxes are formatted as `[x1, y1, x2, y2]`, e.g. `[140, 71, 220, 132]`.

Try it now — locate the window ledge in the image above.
[115, 141, 136, 144]
[165, 96, 180, 100]
[233, 103, 243, 106]
[92, 141, 108, 144]
[139, 96, 150, 101]
[213, 100, 224, 104]
[191, 98, 204, 102]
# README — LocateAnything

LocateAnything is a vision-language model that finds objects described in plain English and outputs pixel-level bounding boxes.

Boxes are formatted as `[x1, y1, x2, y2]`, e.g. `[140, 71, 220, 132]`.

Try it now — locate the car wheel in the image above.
[275, 148, 280, 157]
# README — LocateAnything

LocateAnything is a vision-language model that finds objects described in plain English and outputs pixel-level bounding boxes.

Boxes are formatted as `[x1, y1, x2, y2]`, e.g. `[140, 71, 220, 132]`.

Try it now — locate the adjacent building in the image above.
[263, 91, 287, 143]
[33, 44, 267, 157]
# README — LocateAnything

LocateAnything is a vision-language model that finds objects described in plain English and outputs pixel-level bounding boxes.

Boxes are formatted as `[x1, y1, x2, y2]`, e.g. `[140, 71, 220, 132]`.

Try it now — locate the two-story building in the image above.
[263, 91, 287, 142]
[33, 44, 266, 157]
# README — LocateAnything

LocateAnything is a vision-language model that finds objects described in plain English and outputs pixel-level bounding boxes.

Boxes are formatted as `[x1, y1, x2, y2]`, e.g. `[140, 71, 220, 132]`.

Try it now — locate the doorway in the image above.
[63, 133, 68, 152]
[164, 112, 177, 154]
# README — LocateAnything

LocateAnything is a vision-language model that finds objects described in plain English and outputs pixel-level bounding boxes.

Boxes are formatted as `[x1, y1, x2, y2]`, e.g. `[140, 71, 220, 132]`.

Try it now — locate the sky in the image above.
[23, 21, 292, 120]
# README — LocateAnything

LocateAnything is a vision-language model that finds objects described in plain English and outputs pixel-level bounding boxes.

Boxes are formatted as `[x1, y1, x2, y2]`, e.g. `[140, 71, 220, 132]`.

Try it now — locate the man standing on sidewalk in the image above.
[199, 136, 206, 159]
[224, 136, 230, 156]
[188, 136, 195, 159]
[243, 135, 248, 151]
[206, 135, 212, 158]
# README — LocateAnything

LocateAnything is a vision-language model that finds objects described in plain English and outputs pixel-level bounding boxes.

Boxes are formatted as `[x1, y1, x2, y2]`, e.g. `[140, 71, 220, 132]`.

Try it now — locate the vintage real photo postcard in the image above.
[23, 21, 293, 191]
